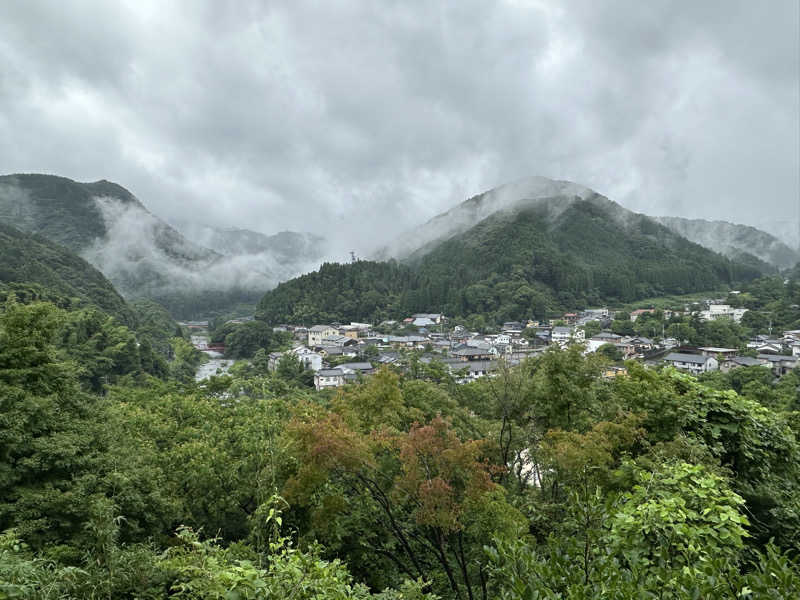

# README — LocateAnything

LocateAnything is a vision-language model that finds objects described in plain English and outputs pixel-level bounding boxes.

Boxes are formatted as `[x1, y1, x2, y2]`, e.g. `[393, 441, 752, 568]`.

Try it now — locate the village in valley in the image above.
[188, 294, 800, 390]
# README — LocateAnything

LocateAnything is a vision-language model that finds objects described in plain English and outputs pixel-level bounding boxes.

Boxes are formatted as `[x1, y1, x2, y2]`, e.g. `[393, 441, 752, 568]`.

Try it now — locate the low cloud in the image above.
[0, 1, 797, 250]
[82, 197, 331, 297]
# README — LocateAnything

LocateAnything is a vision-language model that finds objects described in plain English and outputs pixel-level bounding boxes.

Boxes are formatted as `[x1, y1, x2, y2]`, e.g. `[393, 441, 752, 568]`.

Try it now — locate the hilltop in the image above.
[258, 178, 762, 324]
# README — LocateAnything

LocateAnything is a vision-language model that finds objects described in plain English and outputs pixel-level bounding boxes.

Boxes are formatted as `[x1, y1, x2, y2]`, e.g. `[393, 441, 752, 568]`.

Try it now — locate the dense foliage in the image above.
[0, 222, 134, 325]
[0, 174, 140, 252]
[210, 319, 292, 359]
[257, 202, 761, 325]
[3, 288, 800, 597]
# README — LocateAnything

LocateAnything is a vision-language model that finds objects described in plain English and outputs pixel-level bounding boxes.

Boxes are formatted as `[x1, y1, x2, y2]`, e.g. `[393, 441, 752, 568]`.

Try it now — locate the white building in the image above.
[551, 326, 585, 346]
[698, 304, 748, 323]
[292, 346, 323, 372]
[314, 368, 345, 391]
[308, 325, 338, 347]
[664, 352, 719, 374]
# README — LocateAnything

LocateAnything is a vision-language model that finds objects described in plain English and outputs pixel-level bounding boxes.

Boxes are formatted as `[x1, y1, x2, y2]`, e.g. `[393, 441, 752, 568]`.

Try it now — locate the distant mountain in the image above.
[0, 174, 329, 319]
[653, 216, 799, 271]
[0, 221, 133, 325]
[194, 227, 325, 261]
[259, 178, 762, 325]
[175, 223, 327, 274]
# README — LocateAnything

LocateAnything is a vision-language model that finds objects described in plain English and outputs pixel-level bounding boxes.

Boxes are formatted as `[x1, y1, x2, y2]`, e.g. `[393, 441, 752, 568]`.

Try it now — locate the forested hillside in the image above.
[2, 296, 799, 597]
[0, 173, 218, 261]
[257, 200, 762, 325]
[0, 174, 331, 319]
[0, 221, 134, 325]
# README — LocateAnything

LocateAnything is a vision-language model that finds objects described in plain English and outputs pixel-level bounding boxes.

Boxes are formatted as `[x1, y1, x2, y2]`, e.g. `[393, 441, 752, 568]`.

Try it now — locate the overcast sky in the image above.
[1, 0, 798, 252]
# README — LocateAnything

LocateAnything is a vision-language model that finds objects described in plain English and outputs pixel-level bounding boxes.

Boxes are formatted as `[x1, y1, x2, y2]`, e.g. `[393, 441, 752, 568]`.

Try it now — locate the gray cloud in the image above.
[0, 0, 797, 252]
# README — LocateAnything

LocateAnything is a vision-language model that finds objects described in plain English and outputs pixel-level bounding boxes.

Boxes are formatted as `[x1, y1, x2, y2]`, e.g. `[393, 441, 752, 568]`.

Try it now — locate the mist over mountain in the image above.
[0, 174, 334, 317]
[753, 218, 800, 252]
[654, 216, 799, 271]
[259, 177, 762, 324]
[375, 175, 791, 273]
[175, 223, 328, 278]
[0, 174, 220, 293]
[375, 177, 596, 259]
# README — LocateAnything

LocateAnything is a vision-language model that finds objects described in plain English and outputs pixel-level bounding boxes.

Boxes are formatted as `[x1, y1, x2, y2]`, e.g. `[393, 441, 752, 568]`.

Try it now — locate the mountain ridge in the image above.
[258, 178, 763, 325]
[0, 174, 330, 317]
[654, 215, 799, 270]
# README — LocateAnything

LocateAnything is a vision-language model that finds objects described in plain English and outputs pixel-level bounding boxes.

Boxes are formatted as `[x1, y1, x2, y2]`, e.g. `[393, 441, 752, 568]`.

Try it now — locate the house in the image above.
[321, 335, 359, 348]
[339, 326, 361, 339]
[308, 325, 338, 347]
[502, 321, 524, 333]
[292, 346, 323, 371]
[451, 346, 493, 361]
[180, 320, 209, 330]
[448, 360, 499, 383]
[314, 368, 345, 391]
[318, 345, 358, 359]
[387, 335, 429, 348]
[593, 332, 622, 343]
[267, 352, 284, 371]
[664, 352, 719, 374]
[602, 366, 628, 379]
[662, 337, 679, 349]
[412, 313, 443, 324]
[495, 333, 511, 345]
[720, 356, 769, 373]
[698, 304, 748, 323]
[584, 338, 611, 354]
[627, 337, 655, 351]
[614, 340, 637, 359]
[698, 347, 739, 359]
[782, 329, 800, 343]
[412, 317, 436, 327]
[551, 326, 585, 346]
[756, 354, 798, 377]
[376, 352, 401, 365]
[339, 362, 375, 376]
[754, 342, 784, 355]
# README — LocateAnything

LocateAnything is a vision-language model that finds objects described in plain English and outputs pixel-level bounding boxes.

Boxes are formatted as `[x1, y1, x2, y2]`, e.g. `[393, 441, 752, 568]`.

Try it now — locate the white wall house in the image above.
[314, 368, 345, 391]
[308, 325, 338, 347]
[699, 304, 748, 323]
[552, 326, 585, 346]
[664, 352, 719, 374]
[293, 346, 323, 372]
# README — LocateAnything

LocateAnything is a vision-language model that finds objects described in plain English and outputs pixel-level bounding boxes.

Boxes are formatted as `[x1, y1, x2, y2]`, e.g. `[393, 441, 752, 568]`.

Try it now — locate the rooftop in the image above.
[665, 353, 710, 365]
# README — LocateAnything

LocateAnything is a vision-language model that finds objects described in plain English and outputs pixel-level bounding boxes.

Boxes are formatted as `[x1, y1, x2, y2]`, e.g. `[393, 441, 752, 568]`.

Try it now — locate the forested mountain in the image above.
[0, 173, 218, 262]
[654, 215, 800, 270]
[0, 221, 134, 324]
[375, 176, 594, 259]
[258, 185, 762, 325]
[181, 225, 326, 262]
[0, 174, 326, 319]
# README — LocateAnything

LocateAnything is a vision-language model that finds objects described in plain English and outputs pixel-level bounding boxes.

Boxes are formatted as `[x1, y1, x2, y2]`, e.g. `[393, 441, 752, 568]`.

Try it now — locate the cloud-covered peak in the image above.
[0, 1, 796, 251]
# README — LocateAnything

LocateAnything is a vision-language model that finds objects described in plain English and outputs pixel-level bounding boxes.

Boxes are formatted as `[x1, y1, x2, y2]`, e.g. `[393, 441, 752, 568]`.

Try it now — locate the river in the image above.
[191, 334, 235, 381]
